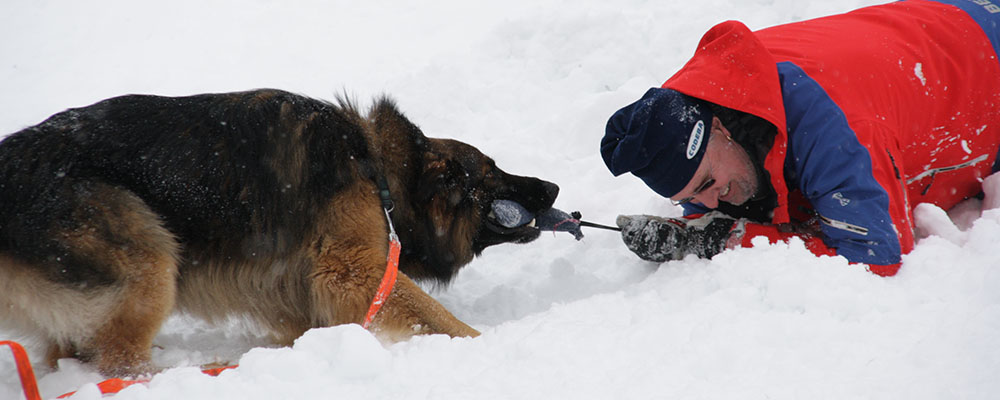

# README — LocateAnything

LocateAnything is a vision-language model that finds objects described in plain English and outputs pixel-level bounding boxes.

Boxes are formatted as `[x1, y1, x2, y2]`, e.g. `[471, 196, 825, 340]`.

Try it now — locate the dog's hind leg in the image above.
[77, 184, 180, 376]
[29, 182, 180, 376]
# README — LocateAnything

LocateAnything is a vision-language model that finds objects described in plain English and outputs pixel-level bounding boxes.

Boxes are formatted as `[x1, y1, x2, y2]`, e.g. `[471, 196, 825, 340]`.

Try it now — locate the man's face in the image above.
[670, 117, 759, 208]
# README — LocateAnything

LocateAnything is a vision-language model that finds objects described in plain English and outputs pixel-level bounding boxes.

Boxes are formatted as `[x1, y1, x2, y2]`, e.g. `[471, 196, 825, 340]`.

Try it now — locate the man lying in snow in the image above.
[601, 0, 1000, 276]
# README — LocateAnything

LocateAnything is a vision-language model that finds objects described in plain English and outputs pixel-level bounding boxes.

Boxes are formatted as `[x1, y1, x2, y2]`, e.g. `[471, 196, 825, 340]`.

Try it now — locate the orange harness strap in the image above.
[362, 208, 402, 329]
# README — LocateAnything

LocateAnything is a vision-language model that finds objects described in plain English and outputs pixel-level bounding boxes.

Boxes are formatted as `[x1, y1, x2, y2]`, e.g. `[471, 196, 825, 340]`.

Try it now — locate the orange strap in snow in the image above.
[57, 377, 144, 398]
[3, 338, 238, 398]
[54, 365, 239, 398]
[1, 340, 41, 400]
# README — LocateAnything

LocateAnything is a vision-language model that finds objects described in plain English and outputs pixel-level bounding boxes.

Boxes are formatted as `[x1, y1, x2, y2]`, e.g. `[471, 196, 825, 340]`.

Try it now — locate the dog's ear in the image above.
[369, 96, 428, 146]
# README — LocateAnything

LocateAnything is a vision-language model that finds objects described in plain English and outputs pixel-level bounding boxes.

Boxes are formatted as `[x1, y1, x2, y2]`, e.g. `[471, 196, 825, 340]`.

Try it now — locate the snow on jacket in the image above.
[665, 0, 1000, 276]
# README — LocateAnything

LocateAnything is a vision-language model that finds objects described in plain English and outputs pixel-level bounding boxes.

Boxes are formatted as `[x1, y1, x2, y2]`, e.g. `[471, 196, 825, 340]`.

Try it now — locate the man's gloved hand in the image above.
[616, 211, 740, 262]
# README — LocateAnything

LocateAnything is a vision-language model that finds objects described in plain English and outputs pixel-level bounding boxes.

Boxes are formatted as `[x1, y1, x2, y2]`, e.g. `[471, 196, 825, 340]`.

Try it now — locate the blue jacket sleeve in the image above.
[777, 62, 901, 265]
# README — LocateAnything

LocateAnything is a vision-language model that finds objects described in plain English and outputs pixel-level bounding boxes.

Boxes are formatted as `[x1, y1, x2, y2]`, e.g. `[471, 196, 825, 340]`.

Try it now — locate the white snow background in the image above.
[2, 0, 999, 399]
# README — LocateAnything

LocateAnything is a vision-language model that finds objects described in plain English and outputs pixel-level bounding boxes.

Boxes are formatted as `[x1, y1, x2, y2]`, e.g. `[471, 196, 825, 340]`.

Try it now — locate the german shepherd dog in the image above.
[0, 89, 558, 376]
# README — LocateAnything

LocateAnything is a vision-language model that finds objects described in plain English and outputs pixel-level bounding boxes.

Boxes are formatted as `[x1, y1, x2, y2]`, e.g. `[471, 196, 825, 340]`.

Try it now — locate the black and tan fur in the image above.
[0, 89, 558, 376]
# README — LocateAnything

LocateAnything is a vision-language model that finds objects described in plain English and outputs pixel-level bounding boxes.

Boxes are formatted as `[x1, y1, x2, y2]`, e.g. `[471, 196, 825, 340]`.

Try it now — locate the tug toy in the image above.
[489, 200, 619, 240]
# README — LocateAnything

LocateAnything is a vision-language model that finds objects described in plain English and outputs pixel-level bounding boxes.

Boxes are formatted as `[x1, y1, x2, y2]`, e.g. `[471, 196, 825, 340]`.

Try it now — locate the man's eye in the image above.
[695, 178, 715, 194]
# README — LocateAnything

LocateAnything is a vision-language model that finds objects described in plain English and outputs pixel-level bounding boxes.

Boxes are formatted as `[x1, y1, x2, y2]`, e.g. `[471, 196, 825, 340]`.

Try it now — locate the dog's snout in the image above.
[498, 173, 560, 211]
[542, 181, 559, 201]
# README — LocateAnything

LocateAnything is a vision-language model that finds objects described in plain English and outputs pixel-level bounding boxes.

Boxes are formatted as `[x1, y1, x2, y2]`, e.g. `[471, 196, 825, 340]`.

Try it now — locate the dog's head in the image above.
[367, 98, 559, 283]
[419, 138, 559, 252]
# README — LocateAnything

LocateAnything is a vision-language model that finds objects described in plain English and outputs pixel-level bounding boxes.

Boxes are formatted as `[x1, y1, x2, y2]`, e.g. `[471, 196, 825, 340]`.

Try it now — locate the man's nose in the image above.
[694, 188, 720, 209]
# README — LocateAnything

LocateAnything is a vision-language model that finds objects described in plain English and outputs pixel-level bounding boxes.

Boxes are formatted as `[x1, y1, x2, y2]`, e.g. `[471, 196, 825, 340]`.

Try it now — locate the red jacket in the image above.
[664, 0, 1000, 276]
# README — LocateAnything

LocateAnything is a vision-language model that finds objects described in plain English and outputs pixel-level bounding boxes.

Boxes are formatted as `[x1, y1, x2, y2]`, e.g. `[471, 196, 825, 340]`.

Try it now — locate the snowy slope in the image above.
[3, 0, 1000, 399]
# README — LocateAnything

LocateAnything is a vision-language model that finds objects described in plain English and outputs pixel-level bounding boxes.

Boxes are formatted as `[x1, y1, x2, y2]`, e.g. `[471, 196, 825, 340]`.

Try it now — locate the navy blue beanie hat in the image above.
[601, 87, 713, 199]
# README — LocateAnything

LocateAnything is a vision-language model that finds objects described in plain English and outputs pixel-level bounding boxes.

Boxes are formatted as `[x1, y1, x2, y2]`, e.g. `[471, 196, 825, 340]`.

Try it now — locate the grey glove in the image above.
[616, 211, 738, 262]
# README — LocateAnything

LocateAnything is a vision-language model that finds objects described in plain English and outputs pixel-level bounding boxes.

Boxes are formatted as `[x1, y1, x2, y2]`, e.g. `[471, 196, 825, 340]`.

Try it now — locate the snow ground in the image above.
[2, 0, 999, 399]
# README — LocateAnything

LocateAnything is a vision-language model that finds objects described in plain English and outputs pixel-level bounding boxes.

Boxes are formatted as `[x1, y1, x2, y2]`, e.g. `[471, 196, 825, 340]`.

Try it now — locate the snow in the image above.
[2, 0, 999, 399]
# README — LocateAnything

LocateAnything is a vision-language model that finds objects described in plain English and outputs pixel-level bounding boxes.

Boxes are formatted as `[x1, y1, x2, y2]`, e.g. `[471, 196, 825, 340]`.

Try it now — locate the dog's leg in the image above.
[87, 255, 176, 377]
[308, 243, 479, 340]
[307, 183, 478, 341]
[51, 183, 180, 376]
[368, 273, 481, 340]
[45, 342, 76, 369]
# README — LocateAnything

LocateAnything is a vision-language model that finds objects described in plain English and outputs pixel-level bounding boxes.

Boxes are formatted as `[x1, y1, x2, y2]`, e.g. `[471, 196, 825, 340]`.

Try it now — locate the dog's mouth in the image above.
[473, 199, 546, 252]
[473, 177, 559, 252]
[484, 201, 543, 239]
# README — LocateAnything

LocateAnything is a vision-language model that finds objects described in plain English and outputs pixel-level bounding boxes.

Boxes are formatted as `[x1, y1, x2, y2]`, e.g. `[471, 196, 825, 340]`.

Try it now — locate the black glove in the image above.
[616, 212, 739, 262]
